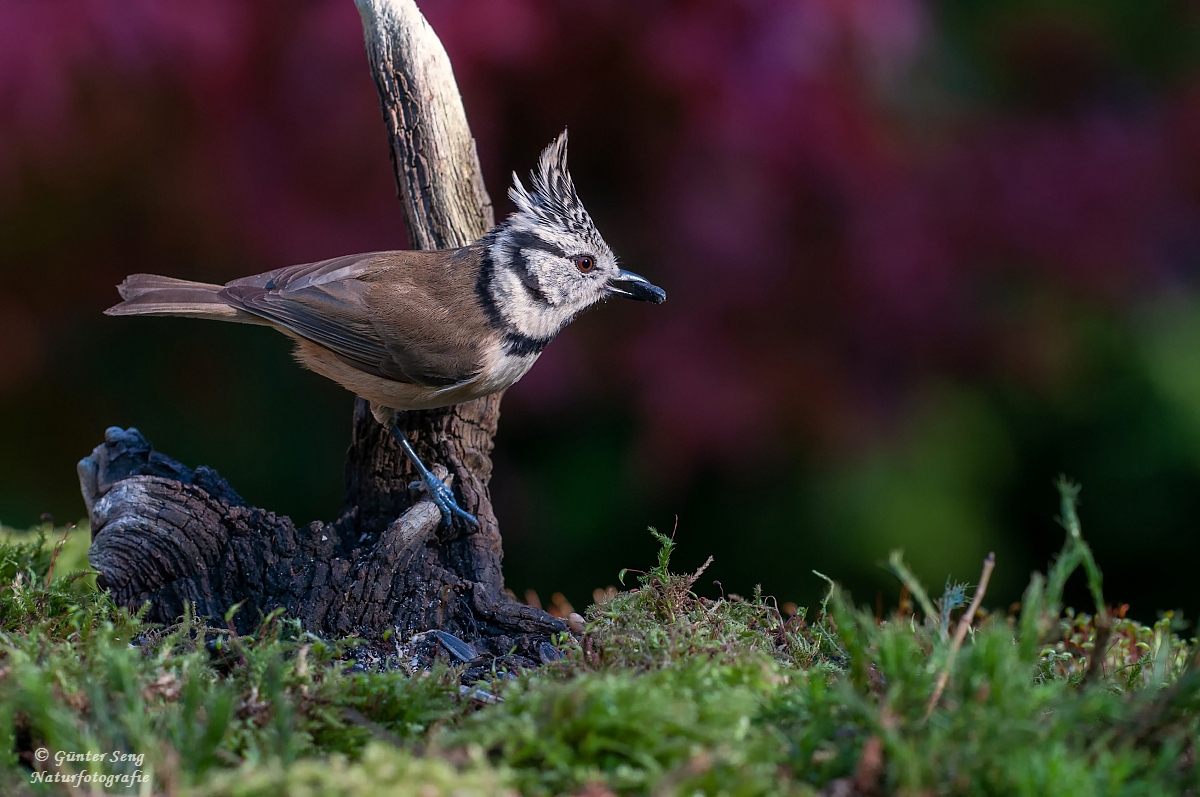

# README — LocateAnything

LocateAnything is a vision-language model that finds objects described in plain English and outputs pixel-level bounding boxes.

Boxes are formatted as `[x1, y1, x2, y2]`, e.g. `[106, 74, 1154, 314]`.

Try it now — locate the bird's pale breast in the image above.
[291, 334, 540, 411]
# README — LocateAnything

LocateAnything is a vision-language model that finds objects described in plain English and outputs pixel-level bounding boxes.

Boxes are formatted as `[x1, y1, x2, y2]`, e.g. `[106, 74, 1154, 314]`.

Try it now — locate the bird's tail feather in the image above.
[105, 274, 257, 322]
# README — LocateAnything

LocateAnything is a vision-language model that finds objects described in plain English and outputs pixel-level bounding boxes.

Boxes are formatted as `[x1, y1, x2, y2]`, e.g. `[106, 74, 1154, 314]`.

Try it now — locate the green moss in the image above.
[0, 487, 1196, 795]
[561, 529, 831, 673]
[451, 658, 793, 795]
[197, 744, 513, 797]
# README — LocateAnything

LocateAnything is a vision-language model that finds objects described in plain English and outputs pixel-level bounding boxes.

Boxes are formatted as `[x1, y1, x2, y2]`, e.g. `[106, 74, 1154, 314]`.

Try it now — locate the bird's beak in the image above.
[608, 269, 666, 304]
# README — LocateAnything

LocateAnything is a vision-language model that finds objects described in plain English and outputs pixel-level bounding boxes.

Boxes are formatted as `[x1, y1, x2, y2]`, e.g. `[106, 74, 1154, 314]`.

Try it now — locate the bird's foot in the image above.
[390, 421, 478, 530]
[418, 471, 479, 529]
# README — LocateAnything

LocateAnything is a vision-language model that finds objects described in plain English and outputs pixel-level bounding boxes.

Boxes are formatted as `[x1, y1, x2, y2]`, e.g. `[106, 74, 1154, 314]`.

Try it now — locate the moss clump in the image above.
[451, 657, 795, 795]
[0, 483, 1197, 795]
[562, 529, 833, 674]
[199, 744, 514, 797]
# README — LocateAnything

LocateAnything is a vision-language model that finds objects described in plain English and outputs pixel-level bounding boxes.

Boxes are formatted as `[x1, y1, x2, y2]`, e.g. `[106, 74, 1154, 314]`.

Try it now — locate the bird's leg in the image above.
[390, 423, 479, 529]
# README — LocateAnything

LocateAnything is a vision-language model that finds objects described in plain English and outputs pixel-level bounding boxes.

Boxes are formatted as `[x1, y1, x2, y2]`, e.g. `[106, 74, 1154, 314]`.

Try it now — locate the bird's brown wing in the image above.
[219, 252, 484, 388]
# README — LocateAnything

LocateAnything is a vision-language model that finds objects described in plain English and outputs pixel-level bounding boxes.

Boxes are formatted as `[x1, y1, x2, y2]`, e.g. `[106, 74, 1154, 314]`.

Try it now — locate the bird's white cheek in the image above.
[491, 268, 565, 339]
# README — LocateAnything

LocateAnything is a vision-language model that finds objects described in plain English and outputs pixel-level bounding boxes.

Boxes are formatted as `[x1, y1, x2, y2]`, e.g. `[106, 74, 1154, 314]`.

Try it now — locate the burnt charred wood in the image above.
[82, 428, 561, 657]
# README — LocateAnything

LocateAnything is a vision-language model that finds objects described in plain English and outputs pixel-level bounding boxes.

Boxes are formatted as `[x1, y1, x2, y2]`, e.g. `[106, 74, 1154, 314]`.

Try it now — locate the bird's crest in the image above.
[508, 130, 598, 240]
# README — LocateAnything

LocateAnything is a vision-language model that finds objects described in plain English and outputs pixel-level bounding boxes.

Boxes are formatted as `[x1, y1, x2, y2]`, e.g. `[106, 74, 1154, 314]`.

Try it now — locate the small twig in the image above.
[43, 525, 73, 587]
[924, 552, 995, 721]
[689, 555, 714, 586]
[765, 594, 784, 631]
[1083, 615, 1114, 686]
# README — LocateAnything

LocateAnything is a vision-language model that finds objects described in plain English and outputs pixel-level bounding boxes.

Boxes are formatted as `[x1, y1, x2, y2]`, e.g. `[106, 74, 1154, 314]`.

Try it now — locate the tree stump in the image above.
[79, 0, 565, 666]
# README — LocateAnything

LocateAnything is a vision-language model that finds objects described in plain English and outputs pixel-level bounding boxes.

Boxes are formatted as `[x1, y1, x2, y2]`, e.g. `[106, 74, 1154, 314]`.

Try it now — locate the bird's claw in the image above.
[422, 473, 479, 529]
[390, 423, 478, 530]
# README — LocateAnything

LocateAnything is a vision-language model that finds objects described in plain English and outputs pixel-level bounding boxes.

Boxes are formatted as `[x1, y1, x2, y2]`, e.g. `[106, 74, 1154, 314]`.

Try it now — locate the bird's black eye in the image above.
[575, 255, 595, 273]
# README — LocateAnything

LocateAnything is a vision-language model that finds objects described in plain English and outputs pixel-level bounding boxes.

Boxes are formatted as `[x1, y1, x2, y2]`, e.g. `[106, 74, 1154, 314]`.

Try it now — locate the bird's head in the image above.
[482, 130, 665, 344]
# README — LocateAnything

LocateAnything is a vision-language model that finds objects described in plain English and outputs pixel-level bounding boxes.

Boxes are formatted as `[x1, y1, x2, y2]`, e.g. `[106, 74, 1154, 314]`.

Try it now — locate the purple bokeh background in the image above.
[4, 1, 1200, 619]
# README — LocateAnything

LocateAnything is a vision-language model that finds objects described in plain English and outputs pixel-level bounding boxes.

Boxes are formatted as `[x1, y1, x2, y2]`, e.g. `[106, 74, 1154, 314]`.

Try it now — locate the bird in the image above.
[105, 130, 666, 528]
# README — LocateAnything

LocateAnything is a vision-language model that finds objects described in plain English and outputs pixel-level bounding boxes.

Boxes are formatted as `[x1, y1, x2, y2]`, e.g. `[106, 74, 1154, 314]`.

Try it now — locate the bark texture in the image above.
[81, 0, 564, 664]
